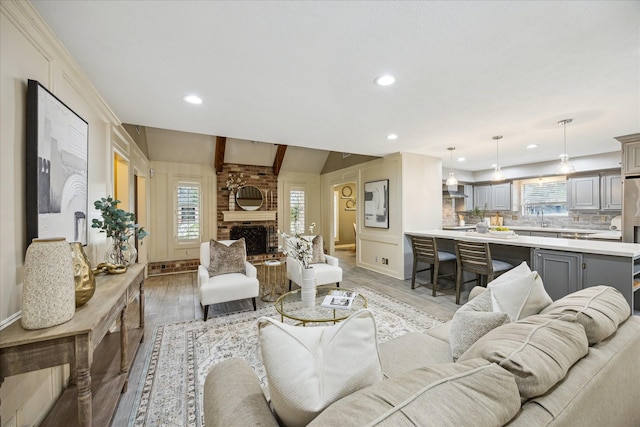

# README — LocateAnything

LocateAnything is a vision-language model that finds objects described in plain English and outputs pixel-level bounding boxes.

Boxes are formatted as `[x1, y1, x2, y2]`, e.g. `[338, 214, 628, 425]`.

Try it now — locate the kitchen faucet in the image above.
[538, 206, 545, 228]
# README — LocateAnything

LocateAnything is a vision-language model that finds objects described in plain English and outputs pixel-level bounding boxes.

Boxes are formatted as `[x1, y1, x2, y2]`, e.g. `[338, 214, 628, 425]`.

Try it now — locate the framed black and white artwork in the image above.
[364, 179, 388, 228]
[26, 79, 89, 245]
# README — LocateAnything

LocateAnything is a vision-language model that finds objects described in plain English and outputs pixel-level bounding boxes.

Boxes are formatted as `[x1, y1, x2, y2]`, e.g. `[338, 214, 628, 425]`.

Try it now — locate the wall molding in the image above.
[0, 310, 21, 331]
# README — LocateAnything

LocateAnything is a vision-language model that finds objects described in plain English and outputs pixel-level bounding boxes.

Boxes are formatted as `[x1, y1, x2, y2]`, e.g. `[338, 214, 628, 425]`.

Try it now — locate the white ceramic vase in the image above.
[229, 191, 235, 211]
[300, 266, 316, 306]
[22, 238, 75, 330]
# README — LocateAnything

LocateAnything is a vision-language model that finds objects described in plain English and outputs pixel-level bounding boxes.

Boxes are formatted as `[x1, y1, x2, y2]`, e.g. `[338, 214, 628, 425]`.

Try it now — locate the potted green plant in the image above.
[92, 196, 148, 267]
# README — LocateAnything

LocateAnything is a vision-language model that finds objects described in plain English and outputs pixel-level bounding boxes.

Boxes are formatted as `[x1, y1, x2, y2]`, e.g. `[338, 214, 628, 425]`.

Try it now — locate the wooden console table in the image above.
[0, 263, 145, 426]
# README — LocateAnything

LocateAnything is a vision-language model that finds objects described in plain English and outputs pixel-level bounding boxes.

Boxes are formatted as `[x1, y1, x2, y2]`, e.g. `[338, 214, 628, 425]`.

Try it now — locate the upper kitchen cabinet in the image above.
[460, 184, 474, 211]
[616, 133, 640, 175]
[475, 183, 511, 211]
[474, 185, 490, 210]
[491, 182, 512, 211]
[567, 176, 600, 210]
[601, 174, 622, 210]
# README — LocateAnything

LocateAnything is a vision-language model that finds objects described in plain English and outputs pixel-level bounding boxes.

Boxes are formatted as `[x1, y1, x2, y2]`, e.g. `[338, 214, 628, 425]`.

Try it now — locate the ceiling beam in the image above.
[214, 136, 226, 173]
[273, 145, 287, 176]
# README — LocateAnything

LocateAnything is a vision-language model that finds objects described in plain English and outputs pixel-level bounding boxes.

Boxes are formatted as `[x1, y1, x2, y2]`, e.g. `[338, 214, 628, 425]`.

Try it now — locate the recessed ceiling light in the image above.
[374, 75, 396, 86]
[457, 157, 465, 162]
[183, 94, 203, 104]
[490, 163, 497, 168]
[386, 133, 398, 140]
[526, 144, 538, 149]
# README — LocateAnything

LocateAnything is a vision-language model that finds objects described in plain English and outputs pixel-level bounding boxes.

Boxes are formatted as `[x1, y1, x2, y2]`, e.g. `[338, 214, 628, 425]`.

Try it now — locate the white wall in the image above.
[148, 160, 217, 261]
[278, 171, 322, 236]
[0, 1, 148, 424]
[321, 152, 442, 280]
[402, 152, 443, 279]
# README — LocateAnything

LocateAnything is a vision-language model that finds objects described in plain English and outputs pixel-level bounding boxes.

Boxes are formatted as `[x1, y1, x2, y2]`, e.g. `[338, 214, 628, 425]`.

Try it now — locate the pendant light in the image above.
[557, 118, 575, 174]
[445, 147, 458, 189]
[491, 135, 504, 181]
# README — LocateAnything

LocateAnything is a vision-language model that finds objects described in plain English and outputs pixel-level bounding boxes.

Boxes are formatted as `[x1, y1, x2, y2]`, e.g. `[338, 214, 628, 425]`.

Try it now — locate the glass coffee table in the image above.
[274, 286, 367, 326]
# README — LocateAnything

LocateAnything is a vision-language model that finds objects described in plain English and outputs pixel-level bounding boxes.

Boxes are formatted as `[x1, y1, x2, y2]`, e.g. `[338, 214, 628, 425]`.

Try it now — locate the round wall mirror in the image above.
[235, 185, 263, 211]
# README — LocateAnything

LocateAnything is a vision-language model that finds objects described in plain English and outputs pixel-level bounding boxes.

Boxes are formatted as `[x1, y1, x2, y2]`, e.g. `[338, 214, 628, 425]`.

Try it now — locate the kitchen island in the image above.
[407, 229, 640, 313]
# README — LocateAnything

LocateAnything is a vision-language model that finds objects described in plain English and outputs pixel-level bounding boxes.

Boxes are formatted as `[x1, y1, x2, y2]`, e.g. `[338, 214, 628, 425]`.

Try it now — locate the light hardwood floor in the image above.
[111, 248, 465, 425]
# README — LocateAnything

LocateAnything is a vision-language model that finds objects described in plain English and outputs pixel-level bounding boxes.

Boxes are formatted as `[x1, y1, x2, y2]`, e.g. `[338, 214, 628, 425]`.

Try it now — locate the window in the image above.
[521, 177, 568, 217]
[176, 183, 200, 241]
[289, 188, 305, 234]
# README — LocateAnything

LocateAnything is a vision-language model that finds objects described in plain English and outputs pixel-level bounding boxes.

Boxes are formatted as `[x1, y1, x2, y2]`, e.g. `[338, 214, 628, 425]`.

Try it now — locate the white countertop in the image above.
[444, 225, 613, 234]
[408, 229, 640, 258]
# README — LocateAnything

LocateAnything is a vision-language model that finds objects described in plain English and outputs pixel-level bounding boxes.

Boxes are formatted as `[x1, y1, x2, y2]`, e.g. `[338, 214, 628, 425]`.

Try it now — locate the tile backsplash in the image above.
[442, 199, 619, 230]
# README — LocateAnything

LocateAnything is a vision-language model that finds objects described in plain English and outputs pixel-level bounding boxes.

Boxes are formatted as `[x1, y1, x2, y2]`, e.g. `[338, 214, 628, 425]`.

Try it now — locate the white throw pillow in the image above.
[258, 309, 383, 427]
[487, 262, 552, 321]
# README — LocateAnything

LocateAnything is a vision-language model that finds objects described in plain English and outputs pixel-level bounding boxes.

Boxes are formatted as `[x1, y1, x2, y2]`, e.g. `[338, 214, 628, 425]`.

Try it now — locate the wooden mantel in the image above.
[222, 210, 276, 222]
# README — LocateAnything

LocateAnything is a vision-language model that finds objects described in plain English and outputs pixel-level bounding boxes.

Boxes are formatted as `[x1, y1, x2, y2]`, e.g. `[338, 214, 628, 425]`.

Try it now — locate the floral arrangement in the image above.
[280, 231, 313, 269]
[92, 196, 148, 265]
[226, 173, 246, 191]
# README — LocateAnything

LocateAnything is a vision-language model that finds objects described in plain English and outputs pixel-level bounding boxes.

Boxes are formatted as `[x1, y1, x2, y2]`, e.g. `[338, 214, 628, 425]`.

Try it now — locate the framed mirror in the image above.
[235, 185, 263, 211]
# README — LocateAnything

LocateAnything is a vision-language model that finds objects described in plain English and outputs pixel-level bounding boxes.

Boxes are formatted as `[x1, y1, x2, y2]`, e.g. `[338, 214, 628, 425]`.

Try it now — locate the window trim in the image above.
[175, 181, 201, 243]
[520, 176, 568, 217]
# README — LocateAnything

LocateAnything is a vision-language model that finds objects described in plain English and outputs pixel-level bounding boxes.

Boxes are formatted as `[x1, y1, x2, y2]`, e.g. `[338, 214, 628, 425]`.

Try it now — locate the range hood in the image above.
[442, 185, 468, 198]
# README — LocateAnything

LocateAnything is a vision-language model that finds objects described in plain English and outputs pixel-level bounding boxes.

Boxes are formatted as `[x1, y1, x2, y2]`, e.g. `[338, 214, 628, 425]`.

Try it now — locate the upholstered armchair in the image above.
[198, 240, 259, 320]
[286, 235, 343, 291]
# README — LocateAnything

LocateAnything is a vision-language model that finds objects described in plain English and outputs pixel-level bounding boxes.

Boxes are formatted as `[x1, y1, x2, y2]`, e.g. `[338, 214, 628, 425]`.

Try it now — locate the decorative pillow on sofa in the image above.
[307, 358, 521, 427]
[208, 238, 246, 278]
[487, 261, 552, 321]
[540, 285, 631, 345]
[458, 313, 589, 400]
[450, 311, 510, 361]
[449, 289, 510, 361]
[311, 235, 326, 264]
[459, 288, 493, 312]
[258, 309, 383, 427]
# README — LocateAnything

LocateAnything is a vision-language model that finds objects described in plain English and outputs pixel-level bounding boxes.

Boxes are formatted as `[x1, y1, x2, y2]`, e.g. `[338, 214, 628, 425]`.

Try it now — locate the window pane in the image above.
[290, 188, 305, 234]
[521, 179, 567, 216]
[177, 184, 200, 241]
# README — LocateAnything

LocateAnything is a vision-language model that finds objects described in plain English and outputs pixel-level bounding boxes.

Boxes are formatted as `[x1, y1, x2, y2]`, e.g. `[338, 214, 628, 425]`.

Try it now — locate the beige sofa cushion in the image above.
[379, 332, 453, 378]
[204, 358, 279, 427]
[258, 309, 382, 427]
[540, 285, 630, 345]
[458, 314, 589, 400]
[308, 358, 521, 427]
[508, 316, 640, 427]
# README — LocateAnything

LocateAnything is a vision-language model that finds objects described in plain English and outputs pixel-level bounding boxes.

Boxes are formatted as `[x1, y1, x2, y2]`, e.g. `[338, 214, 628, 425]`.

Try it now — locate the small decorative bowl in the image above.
[476, 223, 489, 233]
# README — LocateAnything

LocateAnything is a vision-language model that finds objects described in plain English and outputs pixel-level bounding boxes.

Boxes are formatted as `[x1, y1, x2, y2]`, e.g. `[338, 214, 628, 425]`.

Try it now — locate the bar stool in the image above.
[410, 235, 457, 296]
[454, 240, 513, 304]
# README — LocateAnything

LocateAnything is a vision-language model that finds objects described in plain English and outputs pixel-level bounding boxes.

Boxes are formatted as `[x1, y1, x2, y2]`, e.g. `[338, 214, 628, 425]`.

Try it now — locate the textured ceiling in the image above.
[31, 1, 639, 171]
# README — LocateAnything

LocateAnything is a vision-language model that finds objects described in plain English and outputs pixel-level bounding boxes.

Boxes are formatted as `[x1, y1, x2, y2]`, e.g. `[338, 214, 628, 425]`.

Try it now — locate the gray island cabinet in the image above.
[406, 230, 640, 314]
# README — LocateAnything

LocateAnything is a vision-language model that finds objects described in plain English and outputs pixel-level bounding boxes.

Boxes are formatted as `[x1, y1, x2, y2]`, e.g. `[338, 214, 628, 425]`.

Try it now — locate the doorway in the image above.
[333, 182, 357, 252]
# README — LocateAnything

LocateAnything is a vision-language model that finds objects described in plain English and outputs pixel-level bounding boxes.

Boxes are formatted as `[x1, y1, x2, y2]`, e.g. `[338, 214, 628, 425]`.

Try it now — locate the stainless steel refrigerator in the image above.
[622, 176, 640, 243]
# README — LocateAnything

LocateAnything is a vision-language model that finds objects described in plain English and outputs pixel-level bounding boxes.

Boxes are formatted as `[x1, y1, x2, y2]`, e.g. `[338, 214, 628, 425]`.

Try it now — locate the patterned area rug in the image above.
[128, 286, 444, 427]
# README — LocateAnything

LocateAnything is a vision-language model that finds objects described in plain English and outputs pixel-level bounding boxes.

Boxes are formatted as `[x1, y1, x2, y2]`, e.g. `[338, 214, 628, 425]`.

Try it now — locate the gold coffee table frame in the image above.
[274, 286, 367, 326]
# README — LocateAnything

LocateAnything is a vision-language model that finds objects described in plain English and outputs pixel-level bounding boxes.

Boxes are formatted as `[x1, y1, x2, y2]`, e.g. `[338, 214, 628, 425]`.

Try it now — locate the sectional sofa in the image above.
[204, 285, 640, 426]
